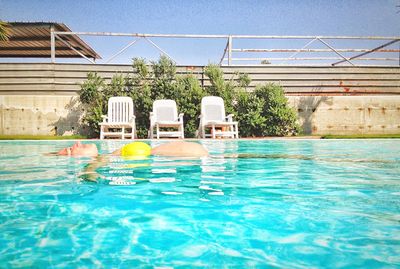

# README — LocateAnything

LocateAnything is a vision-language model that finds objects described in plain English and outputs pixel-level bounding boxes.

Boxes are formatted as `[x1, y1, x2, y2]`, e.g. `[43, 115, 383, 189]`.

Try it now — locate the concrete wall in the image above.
[0, 95, 83, 136]
[1, 63, 399, 136]
[289, 96, 400, 135]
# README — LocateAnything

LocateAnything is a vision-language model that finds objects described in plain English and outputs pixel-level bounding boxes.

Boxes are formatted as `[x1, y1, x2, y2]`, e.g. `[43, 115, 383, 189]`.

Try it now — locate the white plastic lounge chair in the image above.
[99, 97, 136, 139]
[149, 99, 184, 139]
[198, 96, 239, 139]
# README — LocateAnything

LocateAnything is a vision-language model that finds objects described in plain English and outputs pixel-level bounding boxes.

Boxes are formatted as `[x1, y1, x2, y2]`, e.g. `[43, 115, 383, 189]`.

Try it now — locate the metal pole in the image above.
[219, 39, 229, 65]
[54, 34, 96, 64]
[50, 25, 55, 63]
[281, 38, 317, 65]
[228, 36, 232, 66]
[231, 57, 398, 61]
[317, 38, 355, 66]
[332, 39, 400, 66]
[53, 31, 400, 40]
[231, 48, 400, 53]
[54, 31, 230, 38]
[144, 37, 177, 63]
[106, 38, 140, 63]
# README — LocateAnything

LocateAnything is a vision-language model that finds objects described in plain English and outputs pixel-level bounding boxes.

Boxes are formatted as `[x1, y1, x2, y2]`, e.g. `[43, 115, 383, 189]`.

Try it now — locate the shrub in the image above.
[79, 72, 135, 137]
[203, 65, 299, 137]
[79, 57, 299, 138]
[253, 84, 300, 136]
[128, 58, 153, 138]
[0, 21, 10, 41]
[204, 65, 254, 118]
[234, 89, 267, 137]
[236, 72, 252, 88]
[79, 72, 104, 104]
[103, 73, 128, 99]
[204, 64, 235, 115]
[150, 55, 177, 100]
[128, 56, 205, 138]
[175, 75, 205, 137]
[79, 72, 105, 137]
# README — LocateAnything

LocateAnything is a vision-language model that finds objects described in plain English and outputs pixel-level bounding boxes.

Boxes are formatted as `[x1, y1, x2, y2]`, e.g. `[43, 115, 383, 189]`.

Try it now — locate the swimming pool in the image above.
[0, 139, 399, 268]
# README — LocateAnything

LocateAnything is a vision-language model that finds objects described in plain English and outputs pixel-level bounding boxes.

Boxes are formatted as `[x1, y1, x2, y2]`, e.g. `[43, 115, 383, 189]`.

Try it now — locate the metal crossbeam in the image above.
[54, 34, 95, 64]
[219, 38, 230, 65]
[53, 31, 400, 40]
[105, 38, 140, 63]
[281, 38, 317, 65]
[50, 31, 400, 66]
[231, 48, 400, 53]
[317, 38, 354, 66]
[144, 37, 177, 63]
[332, 39, 400, 66]
[228, 57, 399, 61]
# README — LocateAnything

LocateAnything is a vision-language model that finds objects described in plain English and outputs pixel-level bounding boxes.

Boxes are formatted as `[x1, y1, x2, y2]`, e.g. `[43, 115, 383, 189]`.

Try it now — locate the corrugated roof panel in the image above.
[0, 22, 101, 59]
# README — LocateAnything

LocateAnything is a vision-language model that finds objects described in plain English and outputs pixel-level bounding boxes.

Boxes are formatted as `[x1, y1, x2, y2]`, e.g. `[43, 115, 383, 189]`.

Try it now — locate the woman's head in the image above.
[57, 141, 98, 157]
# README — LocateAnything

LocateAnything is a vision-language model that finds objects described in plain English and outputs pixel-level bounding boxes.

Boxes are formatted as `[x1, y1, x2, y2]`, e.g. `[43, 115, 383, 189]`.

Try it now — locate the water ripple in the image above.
[0, 140, 399, 267]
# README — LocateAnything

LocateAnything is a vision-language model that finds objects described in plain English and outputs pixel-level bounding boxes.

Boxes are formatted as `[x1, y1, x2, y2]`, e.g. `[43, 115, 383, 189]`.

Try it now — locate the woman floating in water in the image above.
[56, 140, 393, 182]
[57, 141, 208, 158]
[57, 141, 208, 182]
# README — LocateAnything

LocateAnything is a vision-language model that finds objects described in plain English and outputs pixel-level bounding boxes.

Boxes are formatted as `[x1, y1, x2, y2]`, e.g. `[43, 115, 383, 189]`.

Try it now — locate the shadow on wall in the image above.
[51, 97, 93, 137]
[297, 96, 333, 134]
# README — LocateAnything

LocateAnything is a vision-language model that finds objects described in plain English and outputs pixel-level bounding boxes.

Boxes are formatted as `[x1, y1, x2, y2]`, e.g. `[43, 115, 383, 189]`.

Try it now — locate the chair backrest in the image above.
[201, 96, 226, 122]
[153, 99, 178, 122]
[107, 97, 134, 123]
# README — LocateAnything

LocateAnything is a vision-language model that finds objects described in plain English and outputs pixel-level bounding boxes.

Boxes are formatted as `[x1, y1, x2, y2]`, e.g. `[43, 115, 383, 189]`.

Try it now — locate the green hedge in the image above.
[79, 56, 300, 138]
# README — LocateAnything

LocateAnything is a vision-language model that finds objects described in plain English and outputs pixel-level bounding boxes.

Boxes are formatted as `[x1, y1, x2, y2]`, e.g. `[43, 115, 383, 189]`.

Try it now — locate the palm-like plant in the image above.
[0, 21, 11, 41]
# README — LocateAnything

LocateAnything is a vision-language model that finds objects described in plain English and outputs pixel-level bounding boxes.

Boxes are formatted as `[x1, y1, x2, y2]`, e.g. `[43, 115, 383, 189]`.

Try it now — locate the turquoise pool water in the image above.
[0, 140, 399, 268]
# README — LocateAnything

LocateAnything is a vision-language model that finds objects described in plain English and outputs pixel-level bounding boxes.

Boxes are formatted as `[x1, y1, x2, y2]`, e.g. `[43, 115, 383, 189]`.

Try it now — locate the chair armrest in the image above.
[198, 114, 204, 125]
[226, 114, 234, 122]
[178, 113, 184, 122]
[149, 112, 155, 123]
[101, 115, 108, 122]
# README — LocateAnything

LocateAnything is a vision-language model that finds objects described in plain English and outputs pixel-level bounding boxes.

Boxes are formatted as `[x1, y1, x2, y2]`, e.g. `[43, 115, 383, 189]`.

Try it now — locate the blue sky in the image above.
[1, 0, 400, 65]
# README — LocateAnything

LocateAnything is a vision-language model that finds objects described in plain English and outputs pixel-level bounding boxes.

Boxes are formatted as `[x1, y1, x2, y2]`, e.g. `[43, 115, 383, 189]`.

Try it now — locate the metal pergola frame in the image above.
[50, 30, 400, 66]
